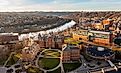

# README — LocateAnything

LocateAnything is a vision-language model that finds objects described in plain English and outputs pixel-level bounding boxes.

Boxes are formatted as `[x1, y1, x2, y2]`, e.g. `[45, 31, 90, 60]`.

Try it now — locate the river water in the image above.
[19, 20, 76, 41]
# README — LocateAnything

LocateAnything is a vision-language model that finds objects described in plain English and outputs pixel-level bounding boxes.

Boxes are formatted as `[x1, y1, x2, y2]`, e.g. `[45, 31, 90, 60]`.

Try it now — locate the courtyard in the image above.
[38, 58, 60, 70]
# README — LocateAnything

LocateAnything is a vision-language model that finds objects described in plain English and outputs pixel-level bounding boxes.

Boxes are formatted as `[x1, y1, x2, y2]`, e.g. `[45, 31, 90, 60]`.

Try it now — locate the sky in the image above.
[0, 0, 121, 12]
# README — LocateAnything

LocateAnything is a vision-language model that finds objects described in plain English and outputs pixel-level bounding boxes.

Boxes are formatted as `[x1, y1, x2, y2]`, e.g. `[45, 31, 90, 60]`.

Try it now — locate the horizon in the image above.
[0, 0, 121, 12]
[1, 10, 121, 12]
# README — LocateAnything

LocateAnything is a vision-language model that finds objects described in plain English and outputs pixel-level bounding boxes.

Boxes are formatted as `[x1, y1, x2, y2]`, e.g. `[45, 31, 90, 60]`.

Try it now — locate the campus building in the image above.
[37, 34, 64, 49]
[72, 30, 114, 46]
[62, 44, 80, 62]
[22, 38, 43, 61]
[0, 33, 19, 44]
[86, 46, 115, 60]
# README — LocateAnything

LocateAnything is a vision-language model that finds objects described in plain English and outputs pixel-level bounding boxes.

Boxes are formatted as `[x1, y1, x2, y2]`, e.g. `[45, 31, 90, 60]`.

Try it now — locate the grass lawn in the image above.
[14, 53, 22, 59]
[47, 67, 61, 73]
[70, 41, 80, 45]
[0, 57, 8, 65]
[63, 62, 81, 72]
[64, 38, 73, 43]
[38, 58, 60, 70]
[0, 52, 11, 65]
[27, 67, 43, 73]
[42, 50, 61, 57]
[6, 54, 19, 66]
[64, 37, 80, 45]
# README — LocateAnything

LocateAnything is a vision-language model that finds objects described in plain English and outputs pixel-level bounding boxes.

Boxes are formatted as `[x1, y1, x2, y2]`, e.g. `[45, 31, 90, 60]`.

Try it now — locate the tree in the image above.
[114, 37, 121, 46]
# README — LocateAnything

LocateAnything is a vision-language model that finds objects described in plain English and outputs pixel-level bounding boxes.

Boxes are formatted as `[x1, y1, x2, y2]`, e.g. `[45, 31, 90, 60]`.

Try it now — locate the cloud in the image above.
[0, 0, 121, 12]
[0, 0, 9, 5]
[0, 0, 26, 6]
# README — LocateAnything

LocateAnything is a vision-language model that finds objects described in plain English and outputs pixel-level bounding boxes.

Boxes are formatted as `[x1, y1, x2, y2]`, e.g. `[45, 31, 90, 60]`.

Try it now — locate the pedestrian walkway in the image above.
[35, 49, 64, 72]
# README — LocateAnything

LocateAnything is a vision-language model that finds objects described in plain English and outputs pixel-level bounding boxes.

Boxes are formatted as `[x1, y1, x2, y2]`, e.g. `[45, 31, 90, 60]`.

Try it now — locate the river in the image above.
[19, 20, 76, 41]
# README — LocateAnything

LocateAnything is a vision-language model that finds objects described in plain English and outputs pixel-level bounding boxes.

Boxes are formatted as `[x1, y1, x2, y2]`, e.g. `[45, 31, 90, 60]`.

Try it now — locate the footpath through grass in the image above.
[47, 67, 61, 73]
[6, 54, 19, 66]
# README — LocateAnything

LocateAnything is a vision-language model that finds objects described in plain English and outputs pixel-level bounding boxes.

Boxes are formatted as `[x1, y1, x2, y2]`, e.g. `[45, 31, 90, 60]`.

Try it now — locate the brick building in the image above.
[22, 42, 43, 61]
[62, 44, 80, 62]
[0, 33, 18, 44]
[37, 34, 64, 49]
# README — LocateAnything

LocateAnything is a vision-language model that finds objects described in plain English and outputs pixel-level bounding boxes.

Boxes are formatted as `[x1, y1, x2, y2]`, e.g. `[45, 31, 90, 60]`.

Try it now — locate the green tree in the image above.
[114, 37, 121, 46]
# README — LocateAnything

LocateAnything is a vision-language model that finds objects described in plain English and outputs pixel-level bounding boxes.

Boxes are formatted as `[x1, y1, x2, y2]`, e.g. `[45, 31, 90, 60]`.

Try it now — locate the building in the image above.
[102, 19, 113, 30]
[72, 30, 114, 46]
[86, 46, 115, 60]
[0, 45, 9, 61]
[93, 23, 103, 30]
[62, 44, 80, 62]
[0, 33, 18, 44]
[37, 34, 64, 49]
[22, 38, 43, 61]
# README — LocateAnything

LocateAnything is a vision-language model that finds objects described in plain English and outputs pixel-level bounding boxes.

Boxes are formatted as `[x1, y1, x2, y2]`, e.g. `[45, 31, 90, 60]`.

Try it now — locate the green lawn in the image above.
[38, 58, 60, 70]
[70, 41, 80, 45]
[64, 38, 73, 43]
[42, 50, 61, 57]
[64, 37, 80, 45]
[0, 52, 11, 65]
[63, 62, 81, 72]
[6, 54, 19, 66]
[0, 57, 8, 65]
[27, 67, 43, 73]
[47, 67, 61, 73]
